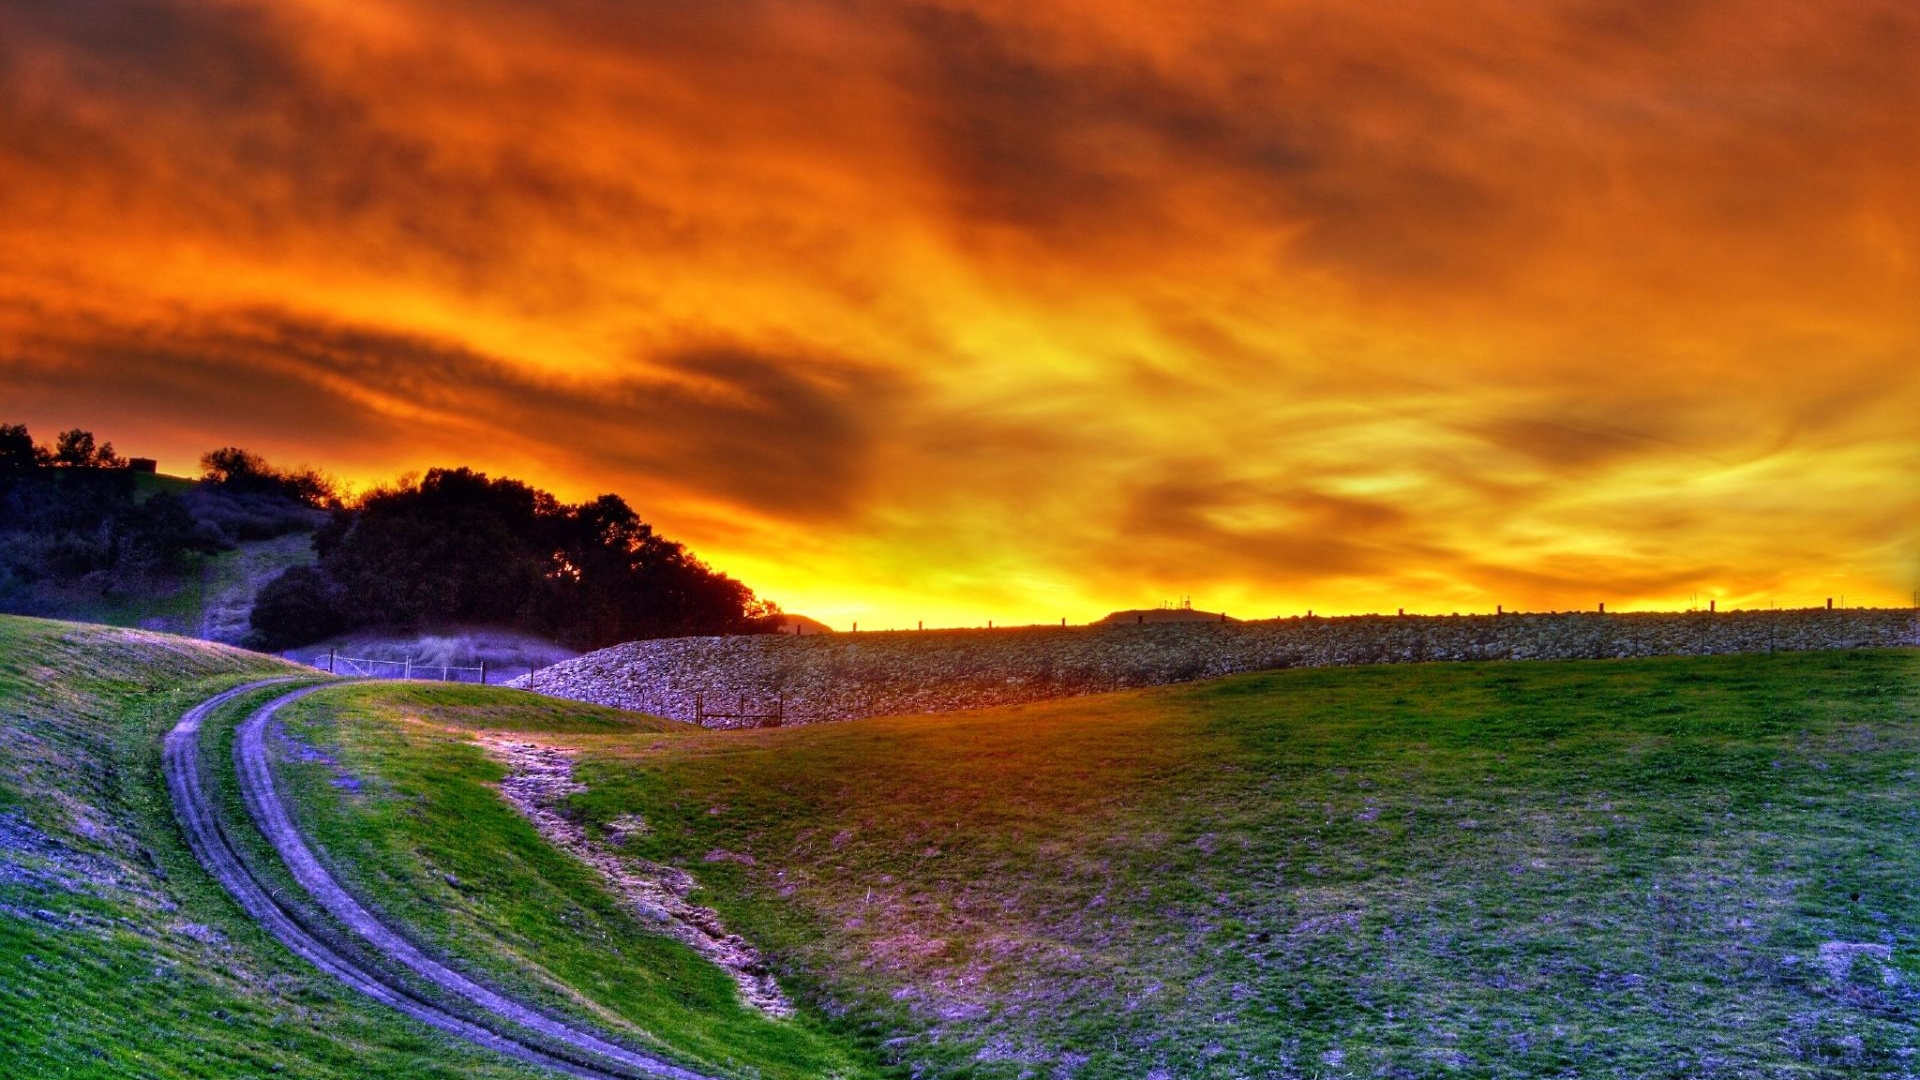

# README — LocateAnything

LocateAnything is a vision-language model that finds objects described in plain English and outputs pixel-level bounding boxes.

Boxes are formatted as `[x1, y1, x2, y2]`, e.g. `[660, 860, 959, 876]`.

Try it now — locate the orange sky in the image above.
[3, 0, 1916, 628]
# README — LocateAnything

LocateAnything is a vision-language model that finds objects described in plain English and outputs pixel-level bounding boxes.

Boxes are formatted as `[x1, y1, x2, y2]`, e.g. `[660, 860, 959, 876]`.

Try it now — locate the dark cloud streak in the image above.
[1, 309, 904, 521]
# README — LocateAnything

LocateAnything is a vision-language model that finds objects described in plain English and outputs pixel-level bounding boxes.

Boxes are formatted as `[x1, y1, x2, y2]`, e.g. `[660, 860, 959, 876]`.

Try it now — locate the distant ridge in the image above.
[1096, 607, 1238, 625]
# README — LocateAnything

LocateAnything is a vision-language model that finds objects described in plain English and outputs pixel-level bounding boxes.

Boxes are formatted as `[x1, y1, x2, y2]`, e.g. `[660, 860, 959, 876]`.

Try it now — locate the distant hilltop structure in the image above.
[1096, 598, 1237, 625]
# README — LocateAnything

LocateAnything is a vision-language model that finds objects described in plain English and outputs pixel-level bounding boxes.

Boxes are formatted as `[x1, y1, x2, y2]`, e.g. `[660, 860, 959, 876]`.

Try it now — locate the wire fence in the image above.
[309, 650, 500, 684]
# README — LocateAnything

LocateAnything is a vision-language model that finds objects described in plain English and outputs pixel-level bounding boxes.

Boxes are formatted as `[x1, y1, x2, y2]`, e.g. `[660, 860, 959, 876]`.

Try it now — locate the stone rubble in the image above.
[508, 608, 1918, 729]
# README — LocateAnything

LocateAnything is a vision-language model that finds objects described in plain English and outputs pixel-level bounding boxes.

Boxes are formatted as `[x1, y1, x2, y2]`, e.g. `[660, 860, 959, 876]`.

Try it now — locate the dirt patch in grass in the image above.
[199, 532, 317, 644]
[474, 733, 793, 1019]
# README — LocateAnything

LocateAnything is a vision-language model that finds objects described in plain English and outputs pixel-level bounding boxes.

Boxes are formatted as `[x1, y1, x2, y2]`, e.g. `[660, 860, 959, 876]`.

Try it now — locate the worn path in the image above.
[165, 678, 719, 1080]
[476, 734, 792, 1017]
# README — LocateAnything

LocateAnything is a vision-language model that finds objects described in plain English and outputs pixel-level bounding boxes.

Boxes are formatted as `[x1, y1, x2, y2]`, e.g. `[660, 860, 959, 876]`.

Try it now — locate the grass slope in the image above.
[0, 615, 549, 1079]
[14, 612, 1912, 1080]
[562, 650, 1920, 1079]
[266, 682, 874, 1079]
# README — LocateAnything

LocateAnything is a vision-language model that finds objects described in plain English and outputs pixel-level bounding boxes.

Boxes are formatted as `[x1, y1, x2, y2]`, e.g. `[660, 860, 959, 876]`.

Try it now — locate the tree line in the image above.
[249, 466, 780, 651]
[4, 423, 782, 653]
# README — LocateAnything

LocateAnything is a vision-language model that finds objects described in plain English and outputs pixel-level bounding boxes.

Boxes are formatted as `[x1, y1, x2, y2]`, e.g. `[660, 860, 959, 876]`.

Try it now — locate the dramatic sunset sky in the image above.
[3, 0, 1915, 627]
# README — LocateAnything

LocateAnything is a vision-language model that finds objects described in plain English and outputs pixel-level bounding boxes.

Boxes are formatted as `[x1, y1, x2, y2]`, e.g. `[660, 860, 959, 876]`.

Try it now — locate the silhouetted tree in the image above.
[115, 492, 221, 579]
[315, 467, 550, 632]
[250, 467, 778, 650]
[249, 566, 348, 650]
[0, 423, 41, 476]
[200, 446, 272, 485]
[51, 428, 125, 469]
[0, 424, 137, 598]
[200, 446, 337, 507]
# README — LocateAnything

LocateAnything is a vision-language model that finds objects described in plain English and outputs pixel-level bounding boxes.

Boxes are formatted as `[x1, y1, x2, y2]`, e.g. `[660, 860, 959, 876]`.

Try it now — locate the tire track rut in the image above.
[165, 678, 720, 1080]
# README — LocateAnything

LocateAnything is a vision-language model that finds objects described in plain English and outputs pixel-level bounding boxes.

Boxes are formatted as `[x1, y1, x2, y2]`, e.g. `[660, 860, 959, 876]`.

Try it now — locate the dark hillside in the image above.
[0, 423, 326, 635]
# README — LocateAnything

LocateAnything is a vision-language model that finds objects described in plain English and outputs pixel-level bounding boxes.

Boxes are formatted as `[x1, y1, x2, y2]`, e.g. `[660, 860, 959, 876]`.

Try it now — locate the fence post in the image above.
[404, 658, 412, 680]
[479, 661, 488, 685]
[328, 647, 336, 674]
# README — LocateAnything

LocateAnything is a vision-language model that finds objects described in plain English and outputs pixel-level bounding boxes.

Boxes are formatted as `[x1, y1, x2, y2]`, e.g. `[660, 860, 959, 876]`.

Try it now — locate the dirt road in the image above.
[165, 678, 718, 1080]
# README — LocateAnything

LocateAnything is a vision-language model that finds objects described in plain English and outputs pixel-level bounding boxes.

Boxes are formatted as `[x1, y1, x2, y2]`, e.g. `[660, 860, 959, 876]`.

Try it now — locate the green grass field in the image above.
[0, 615, 556, 1078]
[562, 650, 1920, 1078]
[5, 613, 1917, 1079]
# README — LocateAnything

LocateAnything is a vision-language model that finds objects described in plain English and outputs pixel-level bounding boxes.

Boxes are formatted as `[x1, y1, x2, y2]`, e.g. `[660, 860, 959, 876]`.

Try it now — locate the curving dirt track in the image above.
[165, 678, 718, 1080]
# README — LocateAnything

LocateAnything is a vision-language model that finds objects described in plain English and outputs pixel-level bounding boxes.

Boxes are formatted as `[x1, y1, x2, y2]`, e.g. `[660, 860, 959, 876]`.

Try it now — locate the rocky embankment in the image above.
[510, 608, 1917, 728]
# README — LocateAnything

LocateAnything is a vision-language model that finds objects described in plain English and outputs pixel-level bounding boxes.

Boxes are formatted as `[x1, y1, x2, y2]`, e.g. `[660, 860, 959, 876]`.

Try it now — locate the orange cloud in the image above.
[1, 0, 1914, 627]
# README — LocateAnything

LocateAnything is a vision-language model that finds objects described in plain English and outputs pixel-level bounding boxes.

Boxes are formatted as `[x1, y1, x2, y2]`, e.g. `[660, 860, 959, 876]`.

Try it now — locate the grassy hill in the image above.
[6, 614, 1917, 1078]
[0, 616, 871, 1078]
[257, 641, 1920, 1077]
[0, 616, 557, 1077]
[261, 681, 873, 1078]
[553, 650, 1918, 1078]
